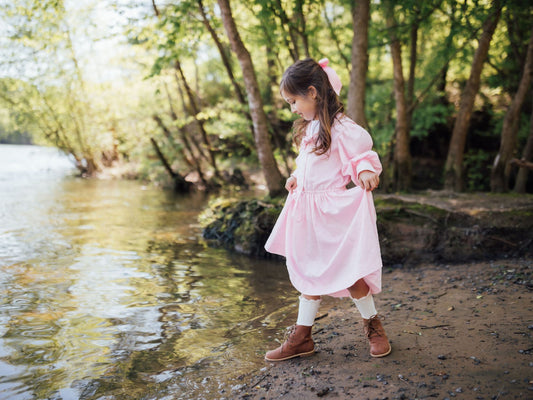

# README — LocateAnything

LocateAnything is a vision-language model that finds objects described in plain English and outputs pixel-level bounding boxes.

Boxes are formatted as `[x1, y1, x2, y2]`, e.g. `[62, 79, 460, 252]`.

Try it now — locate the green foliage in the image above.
[0, 0, 528, 191]
[464, 149, 493, 191]
[411, 103, 451, 139]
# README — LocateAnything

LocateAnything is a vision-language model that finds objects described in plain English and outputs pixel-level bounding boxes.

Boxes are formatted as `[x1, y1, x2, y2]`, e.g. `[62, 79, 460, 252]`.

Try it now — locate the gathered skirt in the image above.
[265, 187, 382, 298]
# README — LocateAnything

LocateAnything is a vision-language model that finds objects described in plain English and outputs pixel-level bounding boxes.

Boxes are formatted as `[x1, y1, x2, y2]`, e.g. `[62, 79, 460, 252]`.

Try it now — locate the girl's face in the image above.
[281, 87, 318, 121]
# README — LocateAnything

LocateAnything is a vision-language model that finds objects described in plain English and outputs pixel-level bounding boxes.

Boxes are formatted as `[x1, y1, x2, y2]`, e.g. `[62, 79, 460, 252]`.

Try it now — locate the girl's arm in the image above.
[337, 120, 382, 189]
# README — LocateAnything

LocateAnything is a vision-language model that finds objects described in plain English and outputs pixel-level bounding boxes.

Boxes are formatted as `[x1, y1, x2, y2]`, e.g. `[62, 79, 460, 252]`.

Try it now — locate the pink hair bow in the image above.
[318, 58, 342, 95]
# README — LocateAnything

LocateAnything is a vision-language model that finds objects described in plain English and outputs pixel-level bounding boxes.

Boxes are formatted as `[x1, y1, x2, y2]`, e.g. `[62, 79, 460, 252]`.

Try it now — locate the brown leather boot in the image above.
[363, 315, 391, 358]
[265, 325, 315, 361]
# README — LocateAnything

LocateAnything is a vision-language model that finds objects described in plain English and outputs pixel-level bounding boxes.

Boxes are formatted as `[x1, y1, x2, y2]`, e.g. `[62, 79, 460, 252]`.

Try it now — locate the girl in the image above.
[264, 58, 391, 361]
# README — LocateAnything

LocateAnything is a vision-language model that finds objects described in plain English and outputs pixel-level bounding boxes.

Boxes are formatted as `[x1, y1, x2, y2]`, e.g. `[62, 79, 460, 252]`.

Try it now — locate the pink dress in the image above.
[265, 115, 383, 298]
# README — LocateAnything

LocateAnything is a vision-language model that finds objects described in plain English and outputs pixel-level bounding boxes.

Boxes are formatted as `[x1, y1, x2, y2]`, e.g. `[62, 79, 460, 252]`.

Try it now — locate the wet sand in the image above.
[224, 258, 532, 400]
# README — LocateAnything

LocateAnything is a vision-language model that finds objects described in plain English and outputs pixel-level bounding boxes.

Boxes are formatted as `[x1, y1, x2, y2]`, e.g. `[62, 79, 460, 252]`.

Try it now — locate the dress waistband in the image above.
[293, 187, 347, 194]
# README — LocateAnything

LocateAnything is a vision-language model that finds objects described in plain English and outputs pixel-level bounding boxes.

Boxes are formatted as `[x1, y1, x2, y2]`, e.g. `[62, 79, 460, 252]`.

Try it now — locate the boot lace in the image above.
[283, 325, 296, 342]
[366, 317, 382, 339]
[277, 325, 296, 353]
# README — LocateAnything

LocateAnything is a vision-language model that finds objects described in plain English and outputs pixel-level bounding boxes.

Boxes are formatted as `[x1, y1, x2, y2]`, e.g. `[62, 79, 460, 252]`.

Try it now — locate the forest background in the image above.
[1, 0, 532, 196]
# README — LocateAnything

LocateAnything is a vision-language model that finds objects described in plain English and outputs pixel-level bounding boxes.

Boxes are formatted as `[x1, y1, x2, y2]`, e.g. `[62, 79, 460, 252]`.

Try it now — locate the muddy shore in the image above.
[223, 258, 532, 400]
[199, 192, 533, 399]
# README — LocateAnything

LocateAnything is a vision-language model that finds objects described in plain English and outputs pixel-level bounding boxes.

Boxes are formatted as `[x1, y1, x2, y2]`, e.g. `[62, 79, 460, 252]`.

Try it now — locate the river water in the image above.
[0, 145, 296, 400]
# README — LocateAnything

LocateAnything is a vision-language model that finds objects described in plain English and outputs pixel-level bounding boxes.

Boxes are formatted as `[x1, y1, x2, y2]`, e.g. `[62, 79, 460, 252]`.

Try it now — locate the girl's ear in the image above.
[307, 86, 318, 100]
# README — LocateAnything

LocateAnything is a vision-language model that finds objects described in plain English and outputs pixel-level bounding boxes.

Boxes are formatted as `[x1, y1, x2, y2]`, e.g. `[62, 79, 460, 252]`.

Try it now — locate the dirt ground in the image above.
[227, 258, 532, 400]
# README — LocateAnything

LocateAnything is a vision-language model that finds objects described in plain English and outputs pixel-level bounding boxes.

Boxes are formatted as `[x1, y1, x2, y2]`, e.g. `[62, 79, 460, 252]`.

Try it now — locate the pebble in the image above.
[438, 354, 447, 360]
[470, 356, 481, 365]
[316, 386, 333, 397]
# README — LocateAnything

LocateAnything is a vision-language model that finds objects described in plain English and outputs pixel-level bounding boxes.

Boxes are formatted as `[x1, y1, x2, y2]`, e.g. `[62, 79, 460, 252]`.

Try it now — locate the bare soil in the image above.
[227, 258, 533, 400]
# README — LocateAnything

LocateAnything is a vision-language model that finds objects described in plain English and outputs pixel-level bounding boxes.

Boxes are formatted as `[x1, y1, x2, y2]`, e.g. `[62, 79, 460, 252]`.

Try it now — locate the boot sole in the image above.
[264, 349, 315, 362]
[370, 345, 392, 358]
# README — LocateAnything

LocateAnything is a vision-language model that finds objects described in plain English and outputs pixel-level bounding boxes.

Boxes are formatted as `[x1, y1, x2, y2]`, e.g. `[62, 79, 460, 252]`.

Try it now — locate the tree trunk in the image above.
[272, 0, 300, 62]
[514, 96, 533, 193]
[324, 5, 350, 70]
[167, 86, 209, 185]
[294, 0, 310, 58]
[217, 0, 284, 197]
[197, 0, 245, 105]
[406, 14, 419, 132]
[174, 72, 210, 164]
[347, 0, 370, 130]
[444, 3, 501, 191]
[174, 59, 221, 179]
[385, 2, 412, 191]
[491, 27, 533, 192]
[150, 137, 191, 192]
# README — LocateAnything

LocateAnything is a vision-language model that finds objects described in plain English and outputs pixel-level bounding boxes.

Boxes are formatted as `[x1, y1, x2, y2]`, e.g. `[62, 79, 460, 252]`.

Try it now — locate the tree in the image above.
[347, 0, 370, 130]
[491, 27, 533, 192]
[196, 0, 246, 105]
[217, 0, 284, 197]
[0, 0, 151, 176]
[384, 0, 412, 191]
[444, 2, 502, 191]
[514, 105, 533, 193]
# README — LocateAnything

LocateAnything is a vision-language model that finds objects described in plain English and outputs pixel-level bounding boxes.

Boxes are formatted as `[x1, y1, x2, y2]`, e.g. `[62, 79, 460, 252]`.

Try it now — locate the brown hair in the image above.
[280, 58, 344, 155]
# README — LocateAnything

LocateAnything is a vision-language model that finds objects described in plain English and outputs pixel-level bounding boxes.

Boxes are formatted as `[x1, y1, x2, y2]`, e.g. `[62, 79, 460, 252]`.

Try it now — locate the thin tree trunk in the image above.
[406, 14, 419, 132]
[265, 41, 292, 175]
[323, 5, 351, 71]
[197, 0, 261, 170]
[152, 115, 192, 168]
[150, 137, 191, 192]
[162, 82, 206, 176]
[294, 0, 310, 58]
[173, 72, 210, 164]
[153, 113, 208, 187]
[197, 0, 246, 105]
[175, 59, 220, 179]
[272, 0, 300, 62]
[491, 27, 533, 192]
[385, 1, 412, 191]
[444, 3, 501, 191]
[347, 0, 370, 130]
[514, 101, 533, 193]
[217, 0, 284, 197]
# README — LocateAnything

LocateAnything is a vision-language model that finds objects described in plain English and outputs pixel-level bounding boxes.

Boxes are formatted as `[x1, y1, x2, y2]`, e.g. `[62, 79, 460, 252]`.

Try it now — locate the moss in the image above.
[200, 197, 283, 257]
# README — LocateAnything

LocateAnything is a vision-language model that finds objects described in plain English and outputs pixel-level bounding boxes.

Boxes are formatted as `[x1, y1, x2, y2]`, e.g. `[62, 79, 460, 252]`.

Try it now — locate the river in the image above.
[0, 145, 295, 399]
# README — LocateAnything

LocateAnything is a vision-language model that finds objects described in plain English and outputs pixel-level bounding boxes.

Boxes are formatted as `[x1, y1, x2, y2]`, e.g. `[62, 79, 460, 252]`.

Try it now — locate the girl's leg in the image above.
[348, 279, 377, 319]
[297, 294, 321, 325]
[265, 294, 321, 362]
[349, 279, 391, 358]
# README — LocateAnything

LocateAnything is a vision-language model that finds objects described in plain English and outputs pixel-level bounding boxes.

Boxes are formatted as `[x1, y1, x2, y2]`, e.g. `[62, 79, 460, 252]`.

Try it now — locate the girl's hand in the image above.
[285, 175, 297, 192]
[358, 170, 379, 191]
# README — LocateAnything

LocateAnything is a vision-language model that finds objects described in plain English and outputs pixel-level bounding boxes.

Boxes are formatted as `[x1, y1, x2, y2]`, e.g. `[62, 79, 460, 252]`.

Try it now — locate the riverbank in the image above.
[224, 257, 532, 400]
[201, 191, 533, 263]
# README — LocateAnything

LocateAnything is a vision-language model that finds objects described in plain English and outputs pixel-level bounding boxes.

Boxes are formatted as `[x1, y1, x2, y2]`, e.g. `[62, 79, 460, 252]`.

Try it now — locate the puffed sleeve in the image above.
[336, 118, 382, 187]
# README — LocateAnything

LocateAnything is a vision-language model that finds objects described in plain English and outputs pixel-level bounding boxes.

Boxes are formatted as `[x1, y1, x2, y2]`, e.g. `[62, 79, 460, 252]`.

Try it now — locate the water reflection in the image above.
[0, 146, 296, 399]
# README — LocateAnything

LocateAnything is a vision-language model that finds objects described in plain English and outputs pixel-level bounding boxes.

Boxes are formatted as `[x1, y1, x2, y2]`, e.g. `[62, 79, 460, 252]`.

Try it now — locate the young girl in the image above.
[264, 58, 391, 361]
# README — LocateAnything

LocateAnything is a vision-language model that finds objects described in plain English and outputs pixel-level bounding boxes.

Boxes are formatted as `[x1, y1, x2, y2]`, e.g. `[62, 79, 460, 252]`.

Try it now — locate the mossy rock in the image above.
[200, 197, 284, 257]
